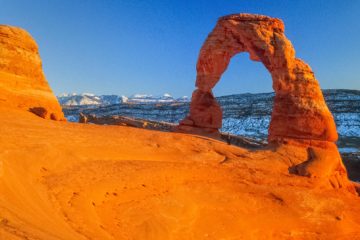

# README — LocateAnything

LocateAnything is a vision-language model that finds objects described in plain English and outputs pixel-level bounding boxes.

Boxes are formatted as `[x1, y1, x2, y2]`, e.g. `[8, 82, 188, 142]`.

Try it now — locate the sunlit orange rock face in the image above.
[179, 13, 337, 142]
[178, 14, 353, 191]
[0, 25, 65, 120]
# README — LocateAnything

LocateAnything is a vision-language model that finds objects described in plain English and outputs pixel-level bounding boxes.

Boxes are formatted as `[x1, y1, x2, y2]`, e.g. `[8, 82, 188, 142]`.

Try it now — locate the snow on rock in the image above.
[334, 113, 360, 137]
[121, 96, 128, 103]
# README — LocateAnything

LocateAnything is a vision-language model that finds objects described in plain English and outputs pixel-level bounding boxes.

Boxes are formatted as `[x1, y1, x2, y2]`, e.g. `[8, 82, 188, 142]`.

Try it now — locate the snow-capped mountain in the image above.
[58, 93, 124, 106]
[58, 93, 103, 106]
[126, 93, 184, 103]
[57, 93, 189, 106]
[60, 89, 360, 154]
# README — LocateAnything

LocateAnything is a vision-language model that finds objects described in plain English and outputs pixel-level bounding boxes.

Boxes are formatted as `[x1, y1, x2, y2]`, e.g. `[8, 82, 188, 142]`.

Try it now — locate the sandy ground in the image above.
[0, 106, 360, 240]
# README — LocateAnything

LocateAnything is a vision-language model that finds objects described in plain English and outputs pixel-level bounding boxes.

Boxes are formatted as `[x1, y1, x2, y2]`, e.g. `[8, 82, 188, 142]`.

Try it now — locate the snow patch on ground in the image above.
[339, 147, 360, 153]
[66, 115, 79, 122]
[221, 117, 270, 139]
[334, 113, 360, 137]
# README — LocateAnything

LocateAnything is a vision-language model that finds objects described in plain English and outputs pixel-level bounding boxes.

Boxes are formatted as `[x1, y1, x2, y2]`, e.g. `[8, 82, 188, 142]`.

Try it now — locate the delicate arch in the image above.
[178, 13, 337, 144]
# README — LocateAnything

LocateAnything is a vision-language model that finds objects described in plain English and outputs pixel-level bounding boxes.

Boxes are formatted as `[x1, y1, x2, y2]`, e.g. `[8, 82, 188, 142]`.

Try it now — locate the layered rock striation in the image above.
[0, 25, 65, 120]
[177, 14, 354, 191]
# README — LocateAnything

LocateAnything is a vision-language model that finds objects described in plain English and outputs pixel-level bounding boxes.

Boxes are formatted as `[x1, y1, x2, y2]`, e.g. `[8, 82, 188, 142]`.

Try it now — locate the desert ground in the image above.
[1, 106, 360, 240]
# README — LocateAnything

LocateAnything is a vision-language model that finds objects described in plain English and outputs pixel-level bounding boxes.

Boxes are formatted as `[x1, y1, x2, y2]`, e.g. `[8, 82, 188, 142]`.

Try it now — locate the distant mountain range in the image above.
[60, 89, 360, 154]
[57, 93, 190, 106]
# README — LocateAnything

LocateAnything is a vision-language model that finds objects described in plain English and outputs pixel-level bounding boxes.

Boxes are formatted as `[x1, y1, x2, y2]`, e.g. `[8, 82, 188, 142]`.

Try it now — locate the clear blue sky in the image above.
[1, 0, 359, 97]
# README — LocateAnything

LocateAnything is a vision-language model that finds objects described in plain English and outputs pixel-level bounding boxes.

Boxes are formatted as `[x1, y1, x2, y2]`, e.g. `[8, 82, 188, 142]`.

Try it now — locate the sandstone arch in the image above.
[178, 13, 338, 144]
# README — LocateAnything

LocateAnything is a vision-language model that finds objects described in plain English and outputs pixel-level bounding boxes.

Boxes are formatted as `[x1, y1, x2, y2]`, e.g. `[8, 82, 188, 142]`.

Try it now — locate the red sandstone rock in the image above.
[189, 89, 222, 128]
[0, 25, 65, 121]
[178, 89, 222, 137]
[178, 13, 337, 143]
[177, 14, 353, 191]
[295, 143, 354, 192]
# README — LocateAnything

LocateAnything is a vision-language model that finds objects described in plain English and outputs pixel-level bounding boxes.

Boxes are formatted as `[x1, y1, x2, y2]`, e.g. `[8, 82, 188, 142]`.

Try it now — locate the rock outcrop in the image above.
[177, 14, 354, 192]
[79, 113, 177, 132]
[178, 13, 336, 142]
[0, 25, 65, 120]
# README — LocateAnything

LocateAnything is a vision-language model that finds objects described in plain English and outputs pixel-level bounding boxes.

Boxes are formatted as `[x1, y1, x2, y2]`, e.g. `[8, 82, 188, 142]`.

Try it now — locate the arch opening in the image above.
[211, 52, 273, 141]
[212, 52, 272, 96]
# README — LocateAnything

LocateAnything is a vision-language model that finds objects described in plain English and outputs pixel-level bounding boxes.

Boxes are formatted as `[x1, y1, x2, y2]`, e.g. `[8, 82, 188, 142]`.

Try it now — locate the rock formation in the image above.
[0, 25, 65, 120]
[79, 113, 177, 132]
[178, 14, 353, 191]
[178, 13, 336, 141]
[0, 19, 359, 240]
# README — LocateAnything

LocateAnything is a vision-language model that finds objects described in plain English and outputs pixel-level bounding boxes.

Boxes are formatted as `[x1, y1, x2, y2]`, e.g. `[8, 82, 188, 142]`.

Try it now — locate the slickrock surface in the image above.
[1, 107, 360, 240]
[78, 113, 267, 149]
[0, 25, 65, 120]
[178, 13, 337, 143]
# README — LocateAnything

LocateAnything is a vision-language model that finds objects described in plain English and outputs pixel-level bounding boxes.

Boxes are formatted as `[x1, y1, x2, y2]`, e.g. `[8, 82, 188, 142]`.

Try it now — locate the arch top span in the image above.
[178, 13, 338, 144]
[195, 13, 289, 91]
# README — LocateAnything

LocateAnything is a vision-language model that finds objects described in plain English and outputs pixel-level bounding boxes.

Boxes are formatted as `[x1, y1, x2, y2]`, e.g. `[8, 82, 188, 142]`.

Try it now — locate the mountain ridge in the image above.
[58, 93, 190, 106]
[60, 89, 360, 156]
